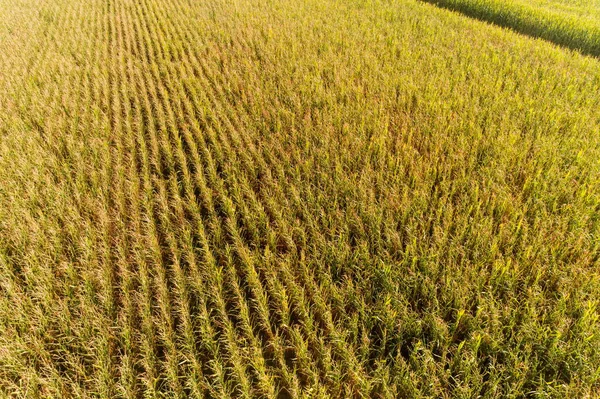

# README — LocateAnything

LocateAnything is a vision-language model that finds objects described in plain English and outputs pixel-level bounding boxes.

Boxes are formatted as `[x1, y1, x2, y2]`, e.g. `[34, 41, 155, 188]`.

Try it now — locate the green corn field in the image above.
[0, 0, 599, 397]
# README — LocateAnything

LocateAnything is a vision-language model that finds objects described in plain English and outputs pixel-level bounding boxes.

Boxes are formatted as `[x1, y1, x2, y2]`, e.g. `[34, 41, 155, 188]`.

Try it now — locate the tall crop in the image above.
[0, 0, 599, 397]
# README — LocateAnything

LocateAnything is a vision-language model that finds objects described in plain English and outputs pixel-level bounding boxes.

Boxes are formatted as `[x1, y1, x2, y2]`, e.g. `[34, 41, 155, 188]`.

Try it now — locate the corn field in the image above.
[0, 0, 599, 397]
[425, 0, 600, 56]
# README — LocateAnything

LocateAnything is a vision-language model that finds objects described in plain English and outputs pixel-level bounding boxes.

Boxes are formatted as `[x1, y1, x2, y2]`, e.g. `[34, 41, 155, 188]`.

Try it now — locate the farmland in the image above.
[425, 0, 600, 56]
[1, 0, 599, 397]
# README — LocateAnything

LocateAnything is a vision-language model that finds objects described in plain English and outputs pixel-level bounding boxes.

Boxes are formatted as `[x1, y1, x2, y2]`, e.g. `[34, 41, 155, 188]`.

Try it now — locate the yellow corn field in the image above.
[0, 0, 599, 397]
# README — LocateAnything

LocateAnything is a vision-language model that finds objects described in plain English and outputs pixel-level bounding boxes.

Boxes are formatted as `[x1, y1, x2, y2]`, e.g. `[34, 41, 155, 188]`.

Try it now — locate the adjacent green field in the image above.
[1, 0, 599, 397]
[520, 0, 600, 18]
[424, 0, 600, 56]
